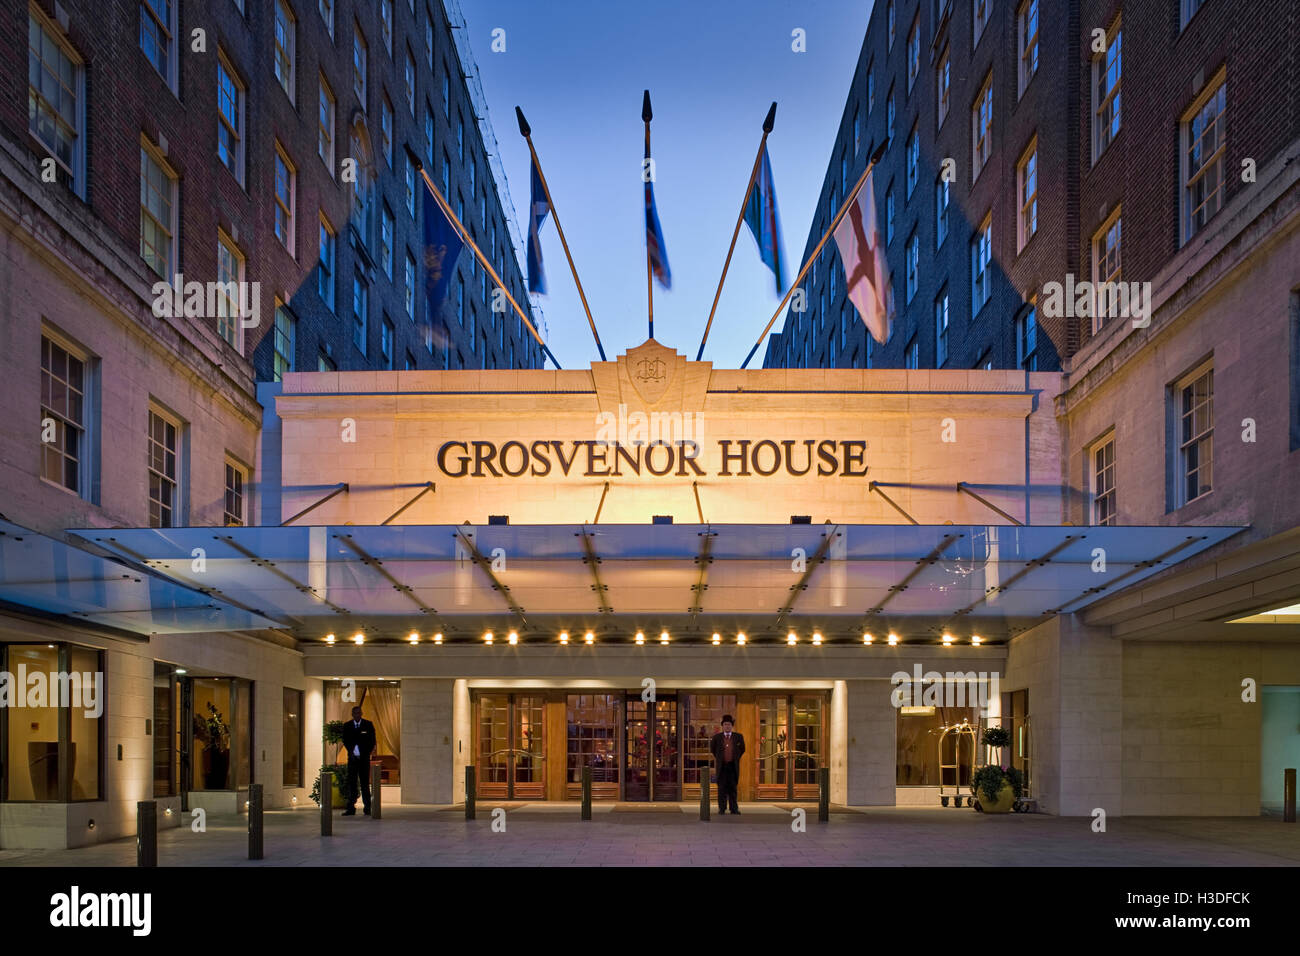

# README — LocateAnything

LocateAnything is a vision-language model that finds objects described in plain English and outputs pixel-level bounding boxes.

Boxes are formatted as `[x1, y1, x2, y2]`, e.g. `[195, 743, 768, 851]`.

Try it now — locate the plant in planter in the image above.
[323, 720, 346, 762]
[192, 702, 231, 790]
[972, 726, 1024, 814]
[310, 764, 349, 807]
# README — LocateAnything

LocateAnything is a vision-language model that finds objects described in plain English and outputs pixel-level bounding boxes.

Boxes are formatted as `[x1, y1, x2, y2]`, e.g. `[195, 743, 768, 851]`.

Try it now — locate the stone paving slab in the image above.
[2, 804, 1298, 867]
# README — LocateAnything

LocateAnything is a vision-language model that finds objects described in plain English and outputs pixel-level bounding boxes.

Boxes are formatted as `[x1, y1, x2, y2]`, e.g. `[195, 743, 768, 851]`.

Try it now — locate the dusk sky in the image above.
[457, 0, 872, 369]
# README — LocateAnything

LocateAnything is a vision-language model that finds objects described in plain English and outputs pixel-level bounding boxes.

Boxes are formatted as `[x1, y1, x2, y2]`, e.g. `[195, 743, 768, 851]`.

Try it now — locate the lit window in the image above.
[224, 459, 247, 526]
[274, 145, 296, 253]
[1182, 73, 1226, 245]
[318, 73, 335, 172]
[971, 214, 992, 314]
[1174, 364, 1213, 507]
[972, 72, 992, 181]
[139, 0, 176, 88]
[1018, 0, 1039, 97]
[353, 275, 368, 353]
[29, 10, 86, 196]
[147, 407, 180, 528]
[273, 303, 295, 382]
[274, 0, 295, 102]
[1017, 138, 1038, 251]
[140, 141, 176, 279]
[1093, 20, 1121, 161]
[353, 24, 367, 105]
[216, 232, 245, 349]
[318, 217, 336, 310]
[936, 45, 950, 129]
[1090, 434, 1116, 526]
[40, 334, 90, 495]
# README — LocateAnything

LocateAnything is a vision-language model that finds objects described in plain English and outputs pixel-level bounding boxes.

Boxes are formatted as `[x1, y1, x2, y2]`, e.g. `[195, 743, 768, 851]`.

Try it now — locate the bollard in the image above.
[465, 765, 476, 820]
[581, 766, 592, 820]
[248, 783, 263, 860]
[818, 767, 829, 823]
[700, 770, 711, 821]
[320, 767, 332, 837]
[1285, 768, 1296, 823]
[136, 801, 157, 868]
[370, 763, 382, 820]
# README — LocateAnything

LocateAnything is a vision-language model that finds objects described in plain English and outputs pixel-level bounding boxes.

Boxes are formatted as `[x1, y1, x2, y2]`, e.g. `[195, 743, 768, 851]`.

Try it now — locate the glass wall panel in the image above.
[757, 695, 789, 786]
[1261, 686, 1300, 813]
[3, 645, 60, 801]
[282, 687, 303, 787]
[324, 680, 401, 784]
[191, 678, 233, 790]
[514, 696, 544, 787]
[67, 646, 101, 800]
[792, 695, 823, 786]
[153, 664, 175, 796]
[233, 678, 252, 789]
[682, 694, 735, 785]
[896, 706, 978, 785]
[566, 694, 619, 793]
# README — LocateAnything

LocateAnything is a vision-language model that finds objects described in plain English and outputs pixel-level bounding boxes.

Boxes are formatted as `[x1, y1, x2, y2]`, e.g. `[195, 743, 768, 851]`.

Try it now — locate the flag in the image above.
[644, 144, 671, 289]
[743, 144, 786, 294]
[526, 156, 550, 294]
[833, 169, 889, 344]
[422, 177, 464, 348]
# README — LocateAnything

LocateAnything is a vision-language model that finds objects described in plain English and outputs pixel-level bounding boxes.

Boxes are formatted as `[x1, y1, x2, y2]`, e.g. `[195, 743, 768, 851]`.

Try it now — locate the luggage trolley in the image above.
[937, 719, 978, 807]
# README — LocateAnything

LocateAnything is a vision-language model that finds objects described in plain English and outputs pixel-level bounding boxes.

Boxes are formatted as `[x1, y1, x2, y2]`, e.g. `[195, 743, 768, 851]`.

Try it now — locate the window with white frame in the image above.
[906, 232, 919, 303]
[318, 73, 335, 172]
[319, 0, 333, 38]
[140, 141, 176, 279]
[936, 45, 950, 129]
[224, 459, 247, 526]
[147, 406, 180, 528]
[274, 0, 295, 102]
[1093, 19, 1121, 161]
[906, 125, 919, 197]
[273, 302, 295, 381]
[907, 16, 920, 93]
[406, 253, 416, 319]
[1092, 206, 1122, 332]
[405, 46, 416, 115]
[1017, 137, 1038, 251]
[318, 216, 335, 309]
[1182, 72, 1226, 245]
[274, 144, 296, 253]
[353, 24, 367, 105]
[1018, 0, 1039, 98]
[1016, 298, 1037, 370]
[40, 333, 91, 495]
[29, 10, 86, 196]
[1089, 432, 1116, 526]
[216, 52, 245, 184]
[216, 232, 244, 350]
[381, 203, 394, 278]
[140, 0, 176, 89]
[1174, 363, 1213, 506]
[972, 72, 992, 181]
[380, 0, 393, 54]
[353, 274, 368, 353]
[973, 0, 990, 47]
[381, 93, 394, 166]
[971, 214, 992, 314]
[936, 177, 949, 248]
[935, 290, 949, 367]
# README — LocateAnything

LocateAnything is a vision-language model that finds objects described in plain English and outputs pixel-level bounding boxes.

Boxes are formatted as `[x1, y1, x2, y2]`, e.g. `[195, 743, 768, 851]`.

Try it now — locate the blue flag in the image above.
[744, 144, 786, 294]
[422, 177, 463, 348]
[526, 157, 550, 294]
[644, 145, 671, 289]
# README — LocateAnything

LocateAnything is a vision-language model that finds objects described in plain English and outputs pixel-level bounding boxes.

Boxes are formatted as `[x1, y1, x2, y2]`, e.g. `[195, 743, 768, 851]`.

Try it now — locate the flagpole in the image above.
[697, 102, 776, 363]
[643, 89, 654, 341]
[740, 138, 890, 369]
[417, 163, 562, 369]
[515, 107, 607, 362]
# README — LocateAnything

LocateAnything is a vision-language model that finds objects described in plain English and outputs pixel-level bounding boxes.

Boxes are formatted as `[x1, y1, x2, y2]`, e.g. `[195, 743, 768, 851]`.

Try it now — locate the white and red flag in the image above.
[832, 170, 889, 344]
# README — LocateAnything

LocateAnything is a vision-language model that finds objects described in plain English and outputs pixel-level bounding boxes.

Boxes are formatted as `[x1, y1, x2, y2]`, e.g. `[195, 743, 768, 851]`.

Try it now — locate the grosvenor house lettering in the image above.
[435, 438, 870, 479]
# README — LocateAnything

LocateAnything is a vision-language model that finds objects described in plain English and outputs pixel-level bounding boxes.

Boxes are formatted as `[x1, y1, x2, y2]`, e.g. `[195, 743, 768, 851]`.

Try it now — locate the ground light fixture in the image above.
[942, 632, 954, 646]
[484, 631, 494, 645]
[635, 630, 645, 645]
[408, 631, 419, 644]
[971, 634, 982, 645]
[325, 633, 336, 644]
[508, 630, 518, 645]
[433, 632, 443, 645]
[584, 631, 595, 645]
[712, 632, 721, 645]
[660, 630, 670, 644]
[352, 632, 365, 645]
[737, 632, 747, 645]
[863, 632, 874, 645]
[812, 631, 823, 646]
[787, 630, 797, 645]
[887, 633, 899, 646]
[559, 631, 569, 645]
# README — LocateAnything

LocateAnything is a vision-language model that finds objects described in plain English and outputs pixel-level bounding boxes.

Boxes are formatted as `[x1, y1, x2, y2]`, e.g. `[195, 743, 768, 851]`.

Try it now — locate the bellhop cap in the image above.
[721, 714, 735, 725]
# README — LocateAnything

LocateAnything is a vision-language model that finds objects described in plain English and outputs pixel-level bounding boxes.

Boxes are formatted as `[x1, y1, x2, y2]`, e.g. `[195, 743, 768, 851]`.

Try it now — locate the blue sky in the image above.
[458, 0, 872, 369]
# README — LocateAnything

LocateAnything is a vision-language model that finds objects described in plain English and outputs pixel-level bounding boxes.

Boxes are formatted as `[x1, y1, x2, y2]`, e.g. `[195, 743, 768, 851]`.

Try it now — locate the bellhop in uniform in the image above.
[340, 705, 377, 816]
[709, 715, 745, 814]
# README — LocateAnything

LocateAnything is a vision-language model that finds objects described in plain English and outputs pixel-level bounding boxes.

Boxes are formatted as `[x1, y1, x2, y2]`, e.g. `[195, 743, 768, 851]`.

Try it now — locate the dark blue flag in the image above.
[526, 157, 550, 294]
[744, 144, 786, 294]
[423, 177, 464, 348]
[645, 145, 671, 289]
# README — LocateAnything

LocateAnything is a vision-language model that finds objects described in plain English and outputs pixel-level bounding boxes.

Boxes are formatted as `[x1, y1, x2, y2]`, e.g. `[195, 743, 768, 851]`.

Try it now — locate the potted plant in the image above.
[193, 702, 231, 790]
[972, 726, 1024, 814]
[311, 764, 349, 807]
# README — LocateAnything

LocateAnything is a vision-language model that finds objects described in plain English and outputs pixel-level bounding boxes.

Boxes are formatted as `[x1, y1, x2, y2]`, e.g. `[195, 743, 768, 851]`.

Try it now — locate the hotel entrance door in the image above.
[624, 695, 679, 801]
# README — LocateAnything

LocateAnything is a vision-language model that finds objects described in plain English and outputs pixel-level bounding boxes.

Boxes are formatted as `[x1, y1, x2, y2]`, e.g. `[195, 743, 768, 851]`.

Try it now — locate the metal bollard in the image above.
[700, 770, 711, 821]
[465, 765, 476, 820]
[320, 767, 332, 837]
[1285, 768, 1296, 823]
[137, 801, 157, 867]
[581, 766, 592, 820]
[818, 767, 829, 823]
[248, 783, 263, 860]
[370, 763, 382, 820]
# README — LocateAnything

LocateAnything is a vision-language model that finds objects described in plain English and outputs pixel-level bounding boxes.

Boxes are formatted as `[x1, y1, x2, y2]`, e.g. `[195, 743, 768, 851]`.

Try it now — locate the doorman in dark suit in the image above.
[340, 705, 377, 816]
[709, 715, 745, 814]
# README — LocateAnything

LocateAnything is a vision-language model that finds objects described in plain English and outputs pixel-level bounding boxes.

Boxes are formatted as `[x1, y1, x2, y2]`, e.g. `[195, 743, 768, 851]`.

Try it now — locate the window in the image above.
[1018, 0, 1039, 97]
[1182, 73, 1226, 245]
[406, 253, 417, 319]
[216, 232, 244, 349]
[935, 291, 949, 367]
[381, 317, 394, 369]
[887, 0, 895, 49]
[353, 24, 367, 105]
[443, 66, 450, 116]
[1017, 299, 1038, 370]
[381, 204, 394, 277]
[405, 350, 417, 371]
[1093, 20, 1121, 161]
[1181, 0, 1204, 28]
[425, 10, 434, 69]
[224, 458, 247, 526]
[315, 76, 336, 174]
[381, 94, 394, 166]
[886, 185, 895, 244]
[906, 126, 919, 197]
[318, 352, 336, 372]
[140, 0, 176, 88]
[1017, 138, 1038, 251]
[1092, 206, 1122, 332]
[273, 302, 295, 381]
[971, 214, 992, 313]
[1090, 433, 1116, 526]
[352, 275, 368, 353]
[407, 160, 418, 218]
[380, 0, 393, 53]
[458, 112, 465, 162]
[140, 141, 176, 279]
[457, 279, 465, 326]
[283, 688, 303, 788]
[425, 105, 435, 163]
[852, 107, 860, 156]
[29, 10, 86, 196]
[907, 16, 920, 92]
[274, 144, 296, 253]
[867, 61, 874, 114]
[405, 47, 416, 115]
[40, 334, 90, 495]
[318, 216, 336, 309]
[442, 149, 450, 196]
[5, 644, 103, 801]
[214, 54, 246, 185]
[274, 0, 295, 102]
[936, 177, 950, 248]
[936, 45, 950, 129]
[887, 87, 896, 142]
[973, 0, 990, 46]
[906, 232, 919, 303]
[972, 72, 992, 181]
[905, 337, 919, 369]
[319, 0, 333, 38]
[147, 407, 180, 527]
[1174, 363, 1213, 506]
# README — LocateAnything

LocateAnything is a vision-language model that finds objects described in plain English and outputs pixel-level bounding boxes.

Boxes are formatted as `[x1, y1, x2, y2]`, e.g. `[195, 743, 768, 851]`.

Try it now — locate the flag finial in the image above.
[642, 90, 653, 122]
[515, 106, 531, 137]
[763, 102, 777, 133]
